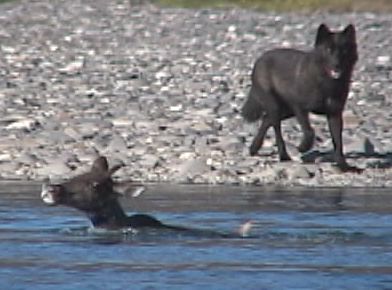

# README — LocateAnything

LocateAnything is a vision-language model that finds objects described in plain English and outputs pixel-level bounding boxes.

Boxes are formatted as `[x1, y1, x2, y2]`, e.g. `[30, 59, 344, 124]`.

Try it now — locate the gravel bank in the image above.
[0, 0, 391, 186]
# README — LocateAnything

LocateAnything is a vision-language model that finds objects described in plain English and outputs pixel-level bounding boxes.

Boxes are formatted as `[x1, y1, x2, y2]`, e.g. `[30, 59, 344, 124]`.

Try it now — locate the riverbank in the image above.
[158, 0, 392, 12]
[0, 0, 391, 186]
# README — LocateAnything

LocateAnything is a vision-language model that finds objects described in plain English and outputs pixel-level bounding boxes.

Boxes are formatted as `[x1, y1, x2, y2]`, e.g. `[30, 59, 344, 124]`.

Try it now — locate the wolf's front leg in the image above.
[327, 114, 362, 173]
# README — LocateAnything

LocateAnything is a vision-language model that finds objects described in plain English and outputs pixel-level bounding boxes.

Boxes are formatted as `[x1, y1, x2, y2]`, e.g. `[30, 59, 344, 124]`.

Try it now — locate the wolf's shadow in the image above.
[301, 150, 392, 169]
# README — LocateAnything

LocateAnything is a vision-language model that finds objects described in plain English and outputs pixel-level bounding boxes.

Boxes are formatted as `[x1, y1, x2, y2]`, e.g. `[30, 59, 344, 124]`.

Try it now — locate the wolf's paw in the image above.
[249, 145, 260, 156]
[279, 153, 292, 162]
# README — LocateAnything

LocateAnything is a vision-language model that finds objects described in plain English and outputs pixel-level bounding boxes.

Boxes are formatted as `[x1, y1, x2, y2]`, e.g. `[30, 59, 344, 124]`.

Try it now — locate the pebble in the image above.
[0, 0, 391, 186]
[34, 160, 72, 179]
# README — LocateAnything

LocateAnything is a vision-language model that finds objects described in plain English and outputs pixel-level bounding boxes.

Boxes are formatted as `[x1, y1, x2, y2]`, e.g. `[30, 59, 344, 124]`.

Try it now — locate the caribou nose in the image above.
[41, 183, 56, 205]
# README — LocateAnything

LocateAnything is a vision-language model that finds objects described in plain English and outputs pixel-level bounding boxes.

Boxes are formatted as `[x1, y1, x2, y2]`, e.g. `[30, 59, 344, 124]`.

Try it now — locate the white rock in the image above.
[59, 59, 84, 74]
[169, 104, 183, 112]
[179, 152, 197, 160]
[376, 55, 390, 66]
[6, 118, 38, 130]
[111, 118, 134, 127]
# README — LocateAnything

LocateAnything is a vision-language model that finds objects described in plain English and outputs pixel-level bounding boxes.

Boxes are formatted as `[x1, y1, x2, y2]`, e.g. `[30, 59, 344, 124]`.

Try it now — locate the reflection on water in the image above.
[0, 182, 391, 290]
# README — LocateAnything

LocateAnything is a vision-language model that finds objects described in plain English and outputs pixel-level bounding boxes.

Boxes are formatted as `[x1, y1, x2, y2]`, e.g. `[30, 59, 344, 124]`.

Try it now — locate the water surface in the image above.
[0, 182, 391, 290]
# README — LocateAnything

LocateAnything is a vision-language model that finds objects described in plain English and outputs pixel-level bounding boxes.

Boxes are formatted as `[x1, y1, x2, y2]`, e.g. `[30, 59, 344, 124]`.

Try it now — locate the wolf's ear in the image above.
[343, 24, 356, 42]
[315, 23, 331, 46]
[91, 156, 109, 173]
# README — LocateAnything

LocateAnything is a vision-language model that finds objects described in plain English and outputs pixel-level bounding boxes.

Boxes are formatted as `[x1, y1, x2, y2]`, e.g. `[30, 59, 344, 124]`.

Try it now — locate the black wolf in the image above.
[41, 156, 252, 237]
[241, 24, 359, 172]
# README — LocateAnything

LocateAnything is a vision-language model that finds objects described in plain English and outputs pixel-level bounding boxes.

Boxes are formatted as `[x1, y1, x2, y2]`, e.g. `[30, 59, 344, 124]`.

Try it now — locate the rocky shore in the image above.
[0, 0, 391, 186]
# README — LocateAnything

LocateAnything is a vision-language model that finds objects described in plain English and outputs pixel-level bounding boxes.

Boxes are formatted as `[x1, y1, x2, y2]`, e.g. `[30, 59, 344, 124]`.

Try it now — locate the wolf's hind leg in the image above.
[249, 116, 271, 156]
[293, 108, 315, 153]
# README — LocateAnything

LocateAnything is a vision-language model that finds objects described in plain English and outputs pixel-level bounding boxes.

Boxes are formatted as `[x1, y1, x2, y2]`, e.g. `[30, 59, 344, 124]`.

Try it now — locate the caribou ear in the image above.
[108, 162, 124, 176]
[343, 24, 356, 42]
[91, 156, 109, 173]
[91, 156, 124, 178]
[315, 23, 331, 46]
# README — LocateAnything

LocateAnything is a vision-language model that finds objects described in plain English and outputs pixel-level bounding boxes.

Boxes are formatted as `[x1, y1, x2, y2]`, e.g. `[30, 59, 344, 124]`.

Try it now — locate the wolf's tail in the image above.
[241, 85, 263, 122]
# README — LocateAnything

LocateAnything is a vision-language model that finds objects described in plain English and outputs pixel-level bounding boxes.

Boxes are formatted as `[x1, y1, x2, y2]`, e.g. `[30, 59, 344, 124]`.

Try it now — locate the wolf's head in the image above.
[315, 24, 357, 80]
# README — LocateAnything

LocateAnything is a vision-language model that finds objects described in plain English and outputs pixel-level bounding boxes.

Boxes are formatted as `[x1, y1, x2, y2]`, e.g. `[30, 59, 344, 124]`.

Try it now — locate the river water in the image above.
[0, 182, 391, 290]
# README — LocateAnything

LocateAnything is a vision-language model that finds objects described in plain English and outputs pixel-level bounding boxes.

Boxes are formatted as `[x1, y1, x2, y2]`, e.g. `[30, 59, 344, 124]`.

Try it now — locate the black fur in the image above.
[241, 24, 360, 172]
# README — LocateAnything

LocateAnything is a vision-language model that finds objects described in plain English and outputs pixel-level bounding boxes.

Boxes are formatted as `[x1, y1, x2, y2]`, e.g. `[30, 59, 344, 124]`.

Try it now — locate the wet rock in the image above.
[242, 165, 281, 184]
[172, 157, 209, 182]
[285, 164, 314, 180]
